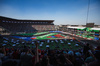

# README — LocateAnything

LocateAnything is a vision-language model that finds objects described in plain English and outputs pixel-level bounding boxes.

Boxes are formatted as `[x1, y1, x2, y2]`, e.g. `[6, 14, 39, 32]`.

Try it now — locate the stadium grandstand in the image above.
[0, 16, 100, 66]
[0, 16, 56, 35]
[58, 24, 100, 40]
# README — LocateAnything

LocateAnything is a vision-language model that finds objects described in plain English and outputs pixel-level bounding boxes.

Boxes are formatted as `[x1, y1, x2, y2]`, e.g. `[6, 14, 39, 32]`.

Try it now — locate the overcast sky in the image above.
[0, 0, 100, 25]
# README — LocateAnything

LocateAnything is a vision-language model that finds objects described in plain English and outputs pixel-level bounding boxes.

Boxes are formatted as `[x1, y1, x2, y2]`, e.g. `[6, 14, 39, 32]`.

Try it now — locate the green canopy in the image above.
[86, 28, 92, 32]
[93, 30, 99, 32]
[90, 28, 100, 32]
[77, 27, 86, 31]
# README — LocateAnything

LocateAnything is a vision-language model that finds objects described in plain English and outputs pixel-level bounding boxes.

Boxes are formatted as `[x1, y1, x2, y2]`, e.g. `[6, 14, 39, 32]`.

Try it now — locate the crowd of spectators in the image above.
[32, 25, 56, 31]
[0, 22, 56, 33]
[0, 35, 100, 66]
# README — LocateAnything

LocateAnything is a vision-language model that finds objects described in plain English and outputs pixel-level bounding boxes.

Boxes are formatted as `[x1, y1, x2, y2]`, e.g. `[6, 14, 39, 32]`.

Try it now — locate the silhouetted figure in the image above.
[83, 43, 90, 59]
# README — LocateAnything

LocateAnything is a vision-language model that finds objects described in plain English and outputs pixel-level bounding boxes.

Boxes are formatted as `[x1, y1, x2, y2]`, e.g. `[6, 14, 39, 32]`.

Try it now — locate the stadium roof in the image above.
[67, 27, 86, 29]
[90, 28, 100, 30]
[0, 16, 54, 22]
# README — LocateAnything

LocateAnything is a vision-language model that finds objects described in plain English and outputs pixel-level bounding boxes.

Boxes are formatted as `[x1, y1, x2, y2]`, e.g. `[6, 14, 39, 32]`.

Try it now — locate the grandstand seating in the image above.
[0, 26, 10, 35]
[32, 25, 55, 31]
[0, 16, 56, 34]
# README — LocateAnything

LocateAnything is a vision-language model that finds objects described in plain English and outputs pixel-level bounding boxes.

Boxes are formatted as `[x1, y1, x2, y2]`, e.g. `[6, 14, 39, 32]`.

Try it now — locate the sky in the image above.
[0, 0, 100, 25]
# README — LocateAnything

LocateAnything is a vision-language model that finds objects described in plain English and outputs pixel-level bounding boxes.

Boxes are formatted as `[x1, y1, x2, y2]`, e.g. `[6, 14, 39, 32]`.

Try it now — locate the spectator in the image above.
[83, 43, 90, 59]
[20, 49, 33, 66]
[0, 46, 6, 66]
[88, 50, 100, 66]
[12, 49, 20, 59]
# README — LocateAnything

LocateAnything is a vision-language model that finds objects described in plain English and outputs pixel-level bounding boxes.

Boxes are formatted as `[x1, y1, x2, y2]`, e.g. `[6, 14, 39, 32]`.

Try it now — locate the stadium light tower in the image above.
[86, 0, 90, 24]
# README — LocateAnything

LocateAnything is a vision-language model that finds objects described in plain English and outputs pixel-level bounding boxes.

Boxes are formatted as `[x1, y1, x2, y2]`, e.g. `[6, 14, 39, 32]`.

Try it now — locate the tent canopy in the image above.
[67, 27, 86, 29]
[67, 27, 100, 32]
[91, 28, 100, 30]
[90, 28, 100, 32]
